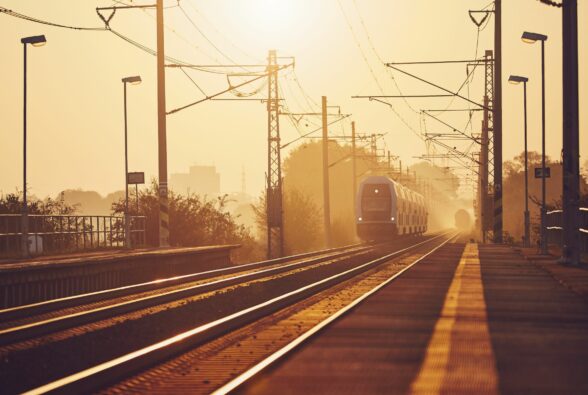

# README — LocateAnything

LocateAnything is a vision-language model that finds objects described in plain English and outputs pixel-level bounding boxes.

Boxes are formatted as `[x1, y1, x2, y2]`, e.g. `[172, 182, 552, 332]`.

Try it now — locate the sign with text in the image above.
[534, 167, 551, 178]
[127, 172, 145, 185]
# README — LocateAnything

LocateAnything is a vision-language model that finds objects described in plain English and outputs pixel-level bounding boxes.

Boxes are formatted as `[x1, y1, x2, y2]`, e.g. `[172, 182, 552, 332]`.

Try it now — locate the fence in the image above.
[0, 214, 146, 258]
[545, 208, 588, 253]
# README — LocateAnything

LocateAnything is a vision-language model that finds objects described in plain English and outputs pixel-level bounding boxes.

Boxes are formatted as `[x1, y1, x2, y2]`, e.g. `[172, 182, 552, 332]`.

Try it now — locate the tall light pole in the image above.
[122, 75, 142, 248]
[522, 31, 548, 254]
[20, 34, 47, 258]
[509, 75, 530, 248]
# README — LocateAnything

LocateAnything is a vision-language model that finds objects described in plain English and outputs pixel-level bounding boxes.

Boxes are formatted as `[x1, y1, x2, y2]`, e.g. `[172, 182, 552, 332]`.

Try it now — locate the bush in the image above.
[111, 182, 264, 263]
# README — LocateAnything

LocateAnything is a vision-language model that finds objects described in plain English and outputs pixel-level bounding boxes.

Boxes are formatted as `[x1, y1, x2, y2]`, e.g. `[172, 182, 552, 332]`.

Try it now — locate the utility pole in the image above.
[561, 0, 580, 264]
[322, 96, 332, 248]
[266, 50, 283, 258]
[493, 0, 503, 243]
[480, 116, 488, 243]
[156, 0, 170, 247]
[481, 50, 494, 243]
[352, 121, 357, 211]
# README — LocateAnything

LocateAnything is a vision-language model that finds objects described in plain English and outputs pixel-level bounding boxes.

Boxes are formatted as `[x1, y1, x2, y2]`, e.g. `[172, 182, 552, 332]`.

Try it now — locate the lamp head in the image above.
[521, 31, 548, 44]
[508, 75, 528, 85]
[122, 75, 142, 85]
[21, 35, 47, 47]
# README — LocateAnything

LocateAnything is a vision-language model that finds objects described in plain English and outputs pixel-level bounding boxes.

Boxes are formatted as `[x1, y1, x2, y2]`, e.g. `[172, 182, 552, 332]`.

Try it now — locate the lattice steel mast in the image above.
[266, 50, 283, 258]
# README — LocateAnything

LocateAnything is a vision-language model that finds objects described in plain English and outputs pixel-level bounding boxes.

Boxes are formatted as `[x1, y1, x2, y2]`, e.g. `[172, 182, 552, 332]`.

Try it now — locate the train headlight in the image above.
[358, 217, 363, 221]
[374, 189, 379, 194]
[391, 217, 395, 222]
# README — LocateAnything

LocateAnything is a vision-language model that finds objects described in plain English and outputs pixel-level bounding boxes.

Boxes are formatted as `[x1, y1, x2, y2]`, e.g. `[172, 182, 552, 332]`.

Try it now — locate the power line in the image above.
[183, 0, 262, 63]
[111, 0, 179, 10]
[336, 0, 424, 142]
[109, 28, 189, 65]
[0, 4, 202, 67]
[110, 0, 225, 65]
[291, 71, 320, 111]
[351, 0, 420, 115]
[178, 3, 250, 71]
[279, 85, 308, 137]
[0, 6, 106, 31]
[179, 67, 207, 96]
[227, 74, 267, 97]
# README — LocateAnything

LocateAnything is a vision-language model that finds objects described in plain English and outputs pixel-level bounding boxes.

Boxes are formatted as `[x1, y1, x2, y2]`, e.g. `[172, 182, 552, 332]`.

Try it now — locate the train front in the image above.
[356, 177, 397, 240]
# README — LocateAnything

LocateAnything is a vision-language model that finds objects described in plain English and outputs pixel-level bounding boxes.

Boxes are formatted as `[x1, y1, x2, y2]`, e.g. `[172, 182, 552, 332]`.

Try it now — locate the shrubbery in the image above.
[111, 182, 264, 263]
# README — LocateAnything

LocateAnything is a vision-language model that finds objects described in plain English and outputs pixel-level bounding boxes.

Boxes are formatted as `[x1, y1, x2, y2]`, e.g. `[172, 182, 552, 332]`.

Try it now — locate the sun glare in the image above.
[242, 0, 299, 36]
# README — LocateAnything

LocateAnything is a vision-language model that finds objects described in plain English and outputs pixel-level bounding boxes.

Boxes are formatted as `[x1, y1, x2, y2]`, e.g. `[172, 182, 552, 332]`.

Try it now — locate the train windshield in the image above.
[361, 184, 391, 212]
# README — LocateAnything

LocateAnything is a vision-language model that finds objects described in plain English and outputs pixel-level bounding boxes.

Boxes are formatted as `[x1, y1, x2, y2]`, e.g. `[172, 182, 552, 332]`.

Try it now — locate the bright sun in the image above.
[242, 0, 299, 35]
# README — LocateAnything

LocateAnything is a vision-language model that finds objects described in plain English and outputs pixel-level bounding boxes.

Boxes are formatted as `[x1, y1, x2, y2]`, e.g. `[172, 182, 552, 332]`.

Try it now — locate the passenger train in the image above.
[356, 176, 428, 240]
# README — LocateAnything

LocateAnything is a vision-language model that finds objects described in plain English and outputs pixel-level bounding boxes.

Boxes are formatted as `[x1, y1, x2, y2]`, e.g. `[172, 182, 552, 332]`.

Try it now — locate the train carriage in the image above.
[356, 176, 428, 241]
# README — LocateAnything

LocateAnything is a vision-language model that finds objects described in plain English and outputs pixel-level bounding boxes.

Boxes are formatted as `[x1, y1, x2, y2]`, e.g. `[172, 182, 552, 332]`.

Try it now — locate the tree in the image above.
[0, 192, 75, 216]
[502, 151, 588, 243]
[0, 192, 77, 255]
[111, 181, 264, 263]
[252, 188, 322, 255]
[281, 141, 377, 247]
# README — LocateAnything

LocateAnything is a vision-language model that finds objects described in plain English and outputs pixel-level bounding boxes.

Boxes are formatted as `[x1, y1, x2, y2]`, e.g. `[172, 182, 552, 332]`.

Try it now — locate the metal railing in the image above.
[545, 208, 588, 253]
[0, 214, 146, 258]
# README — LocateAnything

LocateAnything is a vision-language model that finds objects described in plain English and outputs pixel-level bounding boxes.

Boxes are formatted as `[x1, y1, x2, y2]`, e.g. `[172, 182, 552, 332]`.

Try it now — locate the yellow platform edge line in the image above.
[409, 243, 498, 395]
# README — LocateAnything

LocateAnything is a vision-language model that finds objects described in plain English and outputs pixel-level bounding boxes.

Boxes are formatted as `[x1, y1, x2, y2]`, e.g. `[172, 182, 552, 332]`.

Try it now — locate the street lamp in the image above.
[20, 34, 47, 258]
[121, 75, 142, 248]
[522, 31, 548, 254]
[509, 74, 530, 248]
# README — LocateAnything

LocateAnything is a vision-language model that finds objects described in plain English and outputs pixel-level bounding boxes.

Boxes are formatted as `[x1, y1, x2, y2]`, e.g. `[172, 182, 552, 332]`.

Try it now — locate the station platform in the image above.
[239, 242, 588, 395]
[0, 245, 238, 308]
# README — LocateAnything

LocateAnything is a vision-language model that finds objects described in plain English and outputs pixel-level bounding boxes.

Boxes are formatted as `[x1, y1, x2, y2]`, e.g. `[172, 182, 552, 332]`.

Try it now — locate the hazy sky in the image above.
[0, 0, 586, 199]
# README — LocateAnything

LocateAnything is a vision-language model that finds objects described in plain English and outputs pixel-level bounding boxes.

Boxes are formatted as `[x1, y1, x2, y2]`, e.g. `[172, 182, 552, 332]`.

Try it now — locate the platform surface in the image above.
[239, 243, 588, 395]
[0, 245, 237, 272]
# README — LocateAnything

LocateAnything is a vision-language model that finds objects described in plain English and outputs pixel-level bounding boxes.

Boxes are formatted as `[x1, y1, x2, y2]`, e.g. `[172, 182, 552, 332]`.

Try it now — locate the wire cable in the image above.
[180, 67, 207, 96]
[0, 6, 107, 31]
[351, 0, 420, 115]
[110, 0, 224, 65]
[178, 3, 249, 72]
[183, 0, 262, 63]
[336, 0, 424, 142]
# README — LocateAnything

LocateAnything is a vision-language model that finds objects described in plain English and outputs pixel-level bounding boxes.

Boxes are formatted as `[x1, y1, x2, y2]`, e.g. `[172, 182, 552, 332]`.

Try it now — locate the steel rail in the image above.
[213, 233, 459, 395]
[0, 243, 381, 344]
[23, 232, 453, 395]
[0, 242, 369, 322]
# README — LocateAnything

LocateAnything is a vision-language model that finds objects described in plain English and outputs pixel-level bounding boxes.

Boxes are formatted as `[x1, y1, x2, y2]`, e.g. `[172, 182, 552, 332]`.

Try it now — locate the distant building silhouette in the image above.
[170, 165, 221, 196]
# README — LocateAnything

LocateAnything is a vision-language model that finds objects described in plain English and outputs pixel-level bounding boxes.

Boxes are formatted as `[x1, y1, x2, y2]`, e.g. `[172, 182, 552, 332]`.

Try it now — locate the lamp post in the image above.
[522, 31, 548, 254]
[20, 34, 47, 258]
[509, 75, 530, 248]
[121, 75, 142, 248]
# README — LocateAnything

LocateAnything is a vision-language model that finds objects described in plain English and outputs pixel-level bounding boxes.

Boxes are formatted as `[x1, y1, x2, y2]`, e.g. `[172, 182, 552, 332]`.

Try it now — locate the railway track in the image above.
[1, 233, 451, 394]
[0, 242, 379, 346]
[0, 241, 370, 323]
